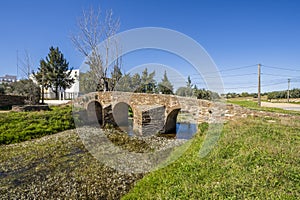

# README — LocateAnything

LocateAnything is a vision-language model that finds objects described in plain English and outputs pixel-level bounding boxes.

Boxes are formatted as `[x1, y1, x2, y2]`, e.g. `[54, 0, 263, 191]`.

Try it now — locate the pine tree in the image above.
[158, 71, 174, 94]
[110, 64, 122, 91]
[34, 47, 74, 100]
[140, 68, 156, 93]
[131, 73, 141, 92]
[115, 73, 131, 92]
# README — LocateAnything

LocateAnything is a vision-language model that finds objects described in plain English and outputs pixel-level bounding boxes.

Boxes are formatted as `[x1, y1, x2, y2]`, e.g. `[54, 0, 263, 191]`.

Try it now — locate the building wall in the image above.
[30, 69, 80, 100]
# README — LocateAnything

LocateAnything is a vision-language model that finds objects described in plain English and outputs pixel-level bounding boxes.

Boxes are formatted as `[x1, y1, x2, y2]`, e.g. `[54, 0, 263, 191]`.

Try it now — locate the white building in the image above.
[0, 75, 17, 84]
[64, 69, 80, 99]
[30, 69, 80, 100]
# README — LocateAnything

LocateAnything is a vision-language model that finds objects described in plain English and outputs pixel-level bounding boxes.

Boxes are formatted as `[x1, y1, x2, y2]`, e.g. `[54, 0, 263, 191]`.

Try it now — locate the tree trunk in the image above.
[55, 86, 59, 100]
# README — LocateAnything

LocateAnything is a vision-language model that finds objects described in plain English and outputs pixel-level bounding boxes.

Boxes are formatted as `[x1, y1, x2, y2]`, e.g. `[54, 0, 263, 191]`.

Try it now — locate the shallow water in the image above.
[120, 119, 197, 139]
[176, 122, 197, 139]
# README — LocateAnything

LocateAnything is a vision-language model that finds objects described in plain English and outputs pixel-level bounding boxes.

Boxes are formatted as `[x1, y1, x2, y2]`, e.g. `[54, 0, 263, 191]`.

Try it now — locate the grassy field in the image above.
[0, 105, 75, 144]
[123, 116, 300, 199]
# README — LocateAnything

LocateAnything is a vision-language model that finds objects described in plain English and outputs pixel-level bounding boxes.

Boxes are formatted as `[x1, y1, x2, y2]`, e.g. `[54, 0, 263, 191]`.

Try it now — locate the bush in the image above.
[0, 85, 5, 94]
[7, 79, 40, 104]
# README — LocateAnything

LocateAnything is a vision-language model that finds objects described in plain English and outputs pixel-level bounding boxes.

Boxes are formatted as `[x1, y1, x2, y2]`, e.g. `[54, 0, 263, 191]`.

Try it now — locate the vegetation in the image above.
[33, 46, 74, 100]
[123, 116, 300, 199]
[4, 79, 40, 104]
[175, 76, 220, 100]
[158, 70, 174, 94]
[71, 7, 120, 92]
[268, 88, 300, 100]
[115, 68, 157, 93]
[194, 88, 220, 100]
[225, 92, 258, 98]
[176, 76, 193, 97]
[0, 129, 142, 199]
[224, 88, 300, 100]
[0, 105, 75, 144]
[0, 84, 5, 94]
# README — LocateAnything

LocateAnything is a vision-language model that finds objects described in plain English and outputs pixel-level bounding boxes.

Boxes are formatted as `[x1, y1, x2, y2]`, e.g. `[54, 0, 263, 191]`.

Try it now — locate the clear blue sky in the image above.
[0, 0, 299, 93]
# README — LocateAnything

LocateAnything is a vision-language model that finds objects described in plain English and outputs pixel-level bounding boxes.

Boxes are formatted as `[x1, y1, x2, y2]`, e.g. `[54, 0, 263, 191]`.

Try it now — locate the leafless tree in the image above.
[19, 50, 33, 79]
[71, 7, 121, 91]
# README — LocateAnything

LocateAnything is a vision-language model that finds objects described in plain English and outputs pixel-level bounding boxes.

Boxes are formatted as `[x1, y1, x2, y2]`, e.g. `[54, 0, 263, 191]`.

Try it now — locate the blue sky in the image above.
[0, 0, 299, 93]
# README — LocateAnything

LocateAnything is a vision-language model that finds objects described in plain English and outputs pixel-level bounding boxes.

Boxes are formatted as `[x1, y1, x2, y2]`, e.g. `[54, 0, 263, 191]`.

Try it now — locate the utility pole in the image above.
[16, 50, 19, 80]
[258, 63, 261, 107]
[287, 78, 290, 103]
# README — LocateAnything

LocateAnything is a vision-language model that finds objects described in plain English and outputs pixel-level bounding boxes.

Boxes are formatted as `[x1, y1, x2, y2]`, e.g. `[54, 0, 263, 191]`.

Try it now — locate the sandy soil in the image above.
[261, 102, 300, 111]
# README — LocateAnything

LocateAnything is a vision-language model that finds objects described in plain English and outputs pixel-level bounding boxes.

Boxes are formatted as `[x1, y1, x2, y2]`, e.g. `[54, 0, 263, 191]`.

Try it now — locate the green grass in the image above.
[123, 117, 300, 199]
[0, 105, 75, 145]
[227, 99, 300, 116]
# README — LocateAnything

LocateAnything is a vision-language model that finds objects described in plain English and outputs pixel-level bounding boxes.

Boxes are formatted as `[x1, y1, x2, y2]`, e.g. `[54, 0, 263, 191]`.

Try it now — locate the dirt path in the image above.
[0, 110, 10, 113]
[261, 102, 300, 111]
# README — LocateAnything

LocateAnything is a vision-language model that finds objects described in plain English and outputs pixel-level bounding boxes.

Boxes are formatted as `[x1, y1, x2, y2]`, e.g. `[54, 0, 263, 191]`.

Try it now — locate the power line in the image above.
[262, 64, 300, 72]
[261, 73, 300, 78]
[192, 73, 257, 79]
[211, 64, 257, 73]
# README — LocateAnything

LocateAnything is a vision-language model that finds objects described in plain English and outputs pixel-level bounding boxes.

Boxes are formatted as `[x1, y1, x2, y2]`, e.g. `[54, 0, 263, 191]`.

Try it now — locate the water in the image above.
[120, 119, 197, 139]
[176, 122, 198, 139]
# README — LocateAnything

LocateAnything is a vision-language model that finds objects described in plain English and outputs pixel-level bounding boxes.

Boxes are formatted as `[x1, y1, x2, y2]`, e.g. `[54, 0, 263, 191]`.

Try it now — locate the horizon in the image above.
[0, 0, 299, 93]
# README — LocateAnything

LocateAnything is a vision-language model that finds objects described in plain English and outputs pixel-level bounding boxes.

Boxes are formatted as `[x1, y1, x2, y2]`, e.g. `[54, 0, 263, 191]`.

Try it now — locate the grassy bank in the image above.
[0, 105, 75, 144]
[123, 116, 300, 199]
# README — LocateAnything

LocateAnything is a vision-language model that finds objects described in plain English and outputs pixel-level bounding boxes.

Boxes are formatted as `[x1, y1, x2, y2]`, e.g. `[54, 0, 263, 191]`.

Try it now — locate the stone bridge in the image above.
[73, 92, 245, 136]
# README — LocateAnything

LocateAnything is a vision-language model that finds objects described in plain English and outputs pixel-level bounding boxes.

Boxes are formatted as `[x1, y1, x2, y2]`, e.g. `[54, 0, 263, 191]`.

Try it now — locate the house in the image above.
[0, 75, 17, 84]
[30, 69, 80, 100]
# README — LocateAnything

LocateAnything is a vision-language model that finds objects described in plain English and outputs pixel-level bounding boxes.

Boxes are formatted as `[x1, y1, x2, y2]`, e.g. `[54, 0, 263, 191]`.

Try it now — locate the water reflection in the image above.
[176, 122, 197, 139]
[120, 118, 197, 139]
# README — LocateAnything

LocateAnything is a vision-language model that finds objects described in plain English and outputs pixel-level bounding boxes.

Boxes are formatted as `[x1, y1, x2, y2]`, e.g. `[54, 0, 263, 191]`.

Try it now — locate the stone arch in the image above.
[113, 102, 133, 127]
[87, 101, 103, 125]
[162, 108, 181, 134]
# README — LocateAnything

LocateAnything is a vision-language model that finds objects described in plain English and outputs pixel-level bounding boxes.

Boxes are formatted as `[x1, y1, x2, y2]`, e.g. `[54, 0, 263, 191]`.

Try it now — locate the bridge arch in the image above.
[113, 102, 133, 128]
[163, 108, 181, 134]
[87, 100, 103, 125]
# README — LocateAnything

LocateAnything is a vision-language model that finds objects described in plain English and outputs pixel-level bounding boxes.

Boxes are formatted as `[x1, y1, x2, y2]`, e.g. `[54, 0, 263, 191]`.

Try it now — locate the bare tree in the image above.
[19, 50, 33, 79]
[71, 7, 121, 91]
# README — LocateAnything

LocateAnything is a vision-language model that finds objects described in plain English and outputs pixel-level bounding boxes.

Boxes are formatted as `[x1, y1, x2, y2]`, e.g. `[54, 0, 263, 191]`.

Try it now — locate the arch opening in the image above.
[163, 108, 181, 134]
[113, 102, 134, 133]
[87, 101, 103, 125]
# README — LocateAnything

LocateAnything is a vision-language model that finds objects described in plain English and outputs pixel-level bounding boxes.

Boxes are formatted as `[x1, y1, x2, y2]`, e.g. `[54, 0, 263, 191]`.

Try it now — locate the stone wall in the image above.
[0, 95, 26, 108]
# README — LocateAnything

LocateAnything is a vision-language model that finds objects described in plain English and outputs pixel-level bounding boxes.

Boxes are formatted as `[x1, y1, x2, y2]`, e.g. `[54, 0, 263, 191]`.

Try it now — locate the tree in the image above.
[115, 73, 131, 92]
[33, 47, 74, 100]
[187, 75, 193, 88]
[194, 88, 220, 100]
[139, 68, 156, 93]
[71, 7, 120, 91]
[176, 76, 193, 97]
[33, 59, 49, 103]
[79, 71, 98, 93]
[110, 64, 122, 91]
[8, 79, 40, 104]
[158, 71, 173, 94]
[130, 73, 141, 92]
[18, 50, 33, 79]
[0, 85, 5, 94]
